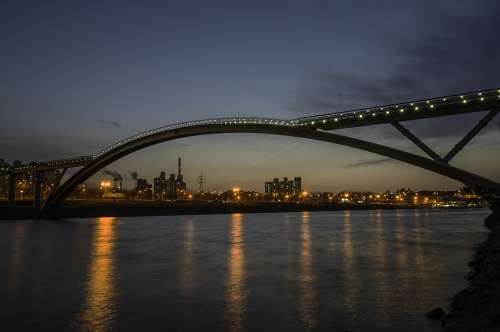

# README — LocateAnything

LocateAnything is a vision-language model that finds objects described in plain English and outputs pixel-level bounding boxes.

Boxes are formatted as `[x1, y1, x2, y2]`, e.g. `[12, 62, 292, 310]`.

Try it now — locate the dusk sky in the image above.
[1, 0, 499, 192]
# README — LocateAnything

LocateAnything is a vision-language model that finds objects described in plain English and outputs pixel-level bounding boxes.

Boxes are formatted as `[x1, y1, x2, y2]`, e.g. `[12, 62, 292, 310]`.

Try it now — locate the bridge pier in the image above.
[8, 172, 15, 206]
[33, 171, 42, 210]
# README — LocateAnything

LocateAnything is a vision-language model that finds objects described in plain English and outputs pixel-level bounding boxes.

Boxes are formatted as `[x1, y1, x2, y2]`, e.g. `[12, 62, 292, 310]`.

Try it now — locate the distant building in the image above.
[154, 171, 168, 199]
[153, 157, 187, 200]
[264, 177, 302, 200]
[0, 159, 9, 198]
[136, 178, 152, 199]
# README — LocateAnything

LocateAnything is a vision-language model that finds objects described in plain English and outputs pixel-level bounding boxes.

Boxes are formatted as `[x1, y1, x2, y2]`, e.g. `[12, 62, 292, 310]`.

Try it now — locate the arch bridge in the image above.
[2, 88, 500, 212]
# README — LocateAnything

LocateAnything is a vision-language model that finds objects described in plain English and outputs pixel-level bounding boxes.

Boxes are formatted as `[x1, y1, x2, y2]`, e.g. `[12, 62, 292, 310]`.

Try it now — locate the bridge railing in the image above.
[295, 88, 500, 126]
[93, 117, 298, 157]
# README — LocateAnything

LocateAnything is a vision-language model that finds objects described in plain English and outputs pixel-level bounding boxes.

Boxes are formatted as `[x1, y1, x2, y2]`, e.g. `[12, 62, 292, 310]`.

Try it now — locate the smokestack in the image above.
[178, 157, 181, 176]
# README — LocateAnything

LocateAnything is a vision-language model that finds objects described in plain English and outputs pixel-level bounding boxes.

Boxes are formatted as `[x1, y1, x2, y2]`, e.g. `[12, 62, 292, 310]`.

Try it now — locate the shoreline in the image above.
[0, 200, 429, 220]
[441, 208, 500, 331]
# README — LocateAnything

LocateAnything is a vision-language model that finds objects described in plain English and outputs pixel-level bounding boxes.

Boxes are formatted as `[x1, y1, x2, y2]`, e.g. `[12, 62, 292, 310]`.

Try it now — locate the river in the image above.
[0, 209, 490, 331]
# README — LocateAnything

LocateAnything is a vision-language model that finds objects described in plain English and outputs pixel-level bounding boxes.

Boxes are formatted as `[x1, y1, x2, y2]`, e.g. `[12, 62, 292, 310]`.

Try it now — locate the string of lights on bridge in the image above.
[3, 88, 499, 174]
[296, 89, 500, 124]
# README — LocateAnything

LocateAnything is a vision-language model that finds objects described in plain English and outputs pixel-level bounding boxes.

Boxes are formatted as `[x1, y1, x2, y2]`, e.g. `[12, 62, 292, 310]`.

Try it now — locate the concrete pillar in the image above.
[8, 172, 15, 206]
[33, 171, 42, 210]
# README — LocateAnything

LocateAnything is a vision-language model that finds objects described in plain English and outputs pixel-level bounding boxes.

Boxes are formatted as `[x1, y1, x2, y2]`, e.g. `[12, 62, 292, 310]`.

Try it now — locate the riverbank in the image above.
[441, 208, 500, 331]
[0, 200, 424, 220]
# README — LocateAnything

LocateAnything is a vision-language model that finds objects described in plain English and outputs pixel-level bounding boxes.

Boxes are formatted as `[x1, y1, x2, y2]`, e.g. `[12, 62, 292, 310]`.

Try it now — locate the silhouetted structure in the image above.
[153, 157, 187, 200]
[265, 177, 302, 200]
[136, 178, 152, 199]
[2, 89, 496, 211]
[176, 157, 187, 195]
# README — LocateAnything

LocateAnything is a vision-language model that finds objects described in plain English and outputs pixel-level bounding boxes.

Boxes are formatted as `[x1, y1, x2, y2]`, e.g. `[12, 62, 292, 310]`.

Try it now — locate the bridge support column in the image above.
[444, 110, 499, 162]
[33, 171, 42, 210]
[8, 172, 15, 206]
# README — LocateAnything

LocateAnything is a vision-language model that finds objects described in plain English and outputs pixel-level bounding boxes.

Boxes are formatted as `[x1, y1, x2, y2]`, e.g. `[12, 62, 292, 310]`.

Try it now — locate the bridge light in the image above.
[414, 106, 419, 111]
[430, 104, 435, 109]
[480, 97, 485, 101]
[322, 119, 326, 123]
[372, 113, 376, 117]
[334, 118, 338, 122]
[399, 108, 404, 113]
[311, 121, 315, 125]
[462, 99, 467, 104]
[385, 110, 390, 115]
[359, 115, 363, 119]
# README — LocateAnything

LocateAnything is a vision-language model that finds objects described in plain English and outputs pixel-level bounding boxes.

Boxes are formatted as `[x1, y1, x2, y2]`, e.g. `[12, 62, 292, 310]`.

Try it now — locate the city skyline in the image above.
[2, 1, 500, 192]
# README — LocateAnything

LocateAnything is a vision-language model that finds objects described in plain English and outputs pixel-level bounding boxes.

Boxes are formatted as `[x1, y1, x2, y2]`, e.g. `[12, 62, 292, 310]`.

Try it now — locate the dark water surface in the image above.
[0, 209, 490, 331]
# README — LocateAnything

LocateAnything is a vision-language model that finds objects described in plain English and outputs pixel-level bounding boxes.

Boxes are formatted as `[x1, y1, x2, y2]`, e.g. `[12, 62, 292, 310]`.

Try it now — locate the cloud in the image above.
[290, 0, 500, 140]
[0, 140, 82, 163]
[342, 157, 394, 169]
[99, 119, 122, 128]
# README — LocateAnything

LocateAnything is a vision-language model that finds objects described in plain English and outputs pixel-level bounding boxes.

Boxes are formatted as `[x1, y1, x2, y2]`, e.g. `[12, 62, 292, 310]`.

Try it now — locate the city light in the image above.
[100, 181, 112, 188]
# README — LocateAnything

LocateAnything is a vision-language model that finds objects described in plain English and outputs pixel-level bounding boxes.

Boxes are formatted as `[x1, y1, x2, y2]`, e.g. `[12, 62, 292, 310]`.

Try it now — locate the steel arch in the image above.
[43, 122, 500, 212]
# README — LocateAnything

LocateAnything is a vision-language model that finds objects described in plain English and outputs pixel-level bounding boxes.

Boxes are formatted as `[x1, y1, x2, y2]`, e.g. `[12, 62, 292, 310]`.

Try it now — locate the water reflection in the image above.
[372, 211, 388, 319]
[225, 213, 247, 332]
[299, 211, 315, 331]
[343, 210, 359, 322]
[78, 217, 117, 331]
[7, 223, 26, 293]
[412, 214, 425, 272]
[395, 211, 410, 284]
[182, 219, 195, 301]
[374, 211, 386, 272]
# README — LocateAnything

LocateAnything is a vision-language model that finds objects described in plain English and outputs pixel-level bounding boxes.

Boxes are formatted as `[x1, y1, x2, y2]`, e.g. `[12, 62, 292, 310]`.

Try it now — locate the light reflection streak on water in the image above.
[78, 217, 116, 332]
[7, 223, 26, 293]
[225, 213, 246, 332]
[343, 210, 359, 322]
[374, 211, 386, 272]
[395, 211, 410, 286]
[299, 211, 315, 331]
[373, 211, 388, 319]
[182, 219, 195, 301]
[285, 213, 293, 282]
[412, 211, 425, 273]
